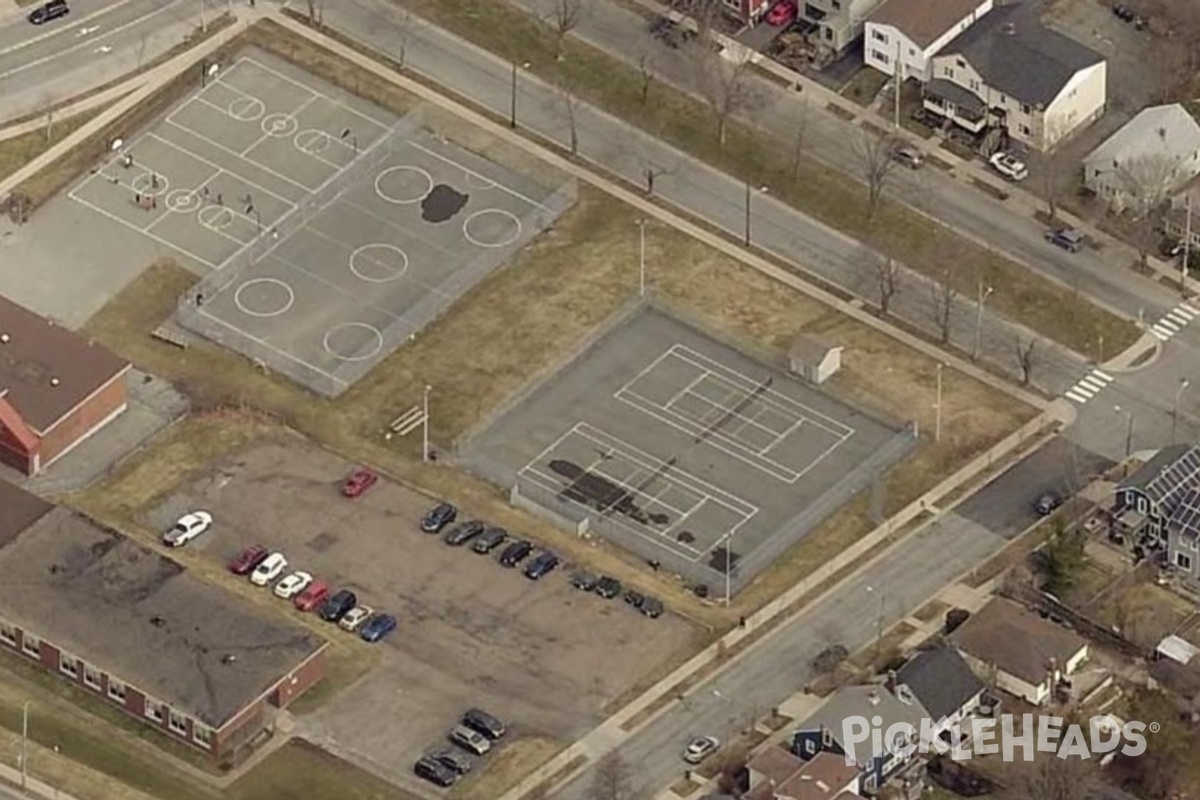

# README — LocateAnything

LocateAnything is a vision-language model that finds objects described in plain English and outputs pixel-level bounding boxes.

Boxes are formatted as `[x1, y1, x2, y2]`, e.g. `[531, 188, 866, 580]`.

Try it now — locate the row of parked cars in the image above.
[420, 503, 665, 618]
[413, 708, 508, 787]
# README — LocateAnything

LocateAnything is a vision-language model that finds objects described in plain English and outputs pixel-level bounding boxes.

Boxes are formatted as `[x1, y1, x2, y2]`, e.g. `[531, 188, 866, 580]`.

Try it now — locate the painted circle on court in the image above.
[131, 171, 168, 196]
[228, 96, 265, 122]
[350, 244, 409, 283]
[234, 278, 294, 318]
[261, 113, 298, 138]
[464, 171, 496, 190]
[197, 205, 235, 230]
[323, 322, 383, 362]
[166, 189, 201, 212]
[374, 166, 433, 205]
[294, 129, 332, 155]
[463, 209, 522, 248]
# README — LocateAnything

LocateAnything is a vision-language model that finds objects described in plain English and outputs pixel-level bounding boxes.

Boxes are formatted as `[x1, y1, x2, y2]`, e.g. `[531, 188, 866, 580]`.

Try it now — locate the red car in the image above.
[228, 544, 269, 575]
[342, 467, 378, 498]
[766, 0, 797, 25]
[294, 580, 331, 612]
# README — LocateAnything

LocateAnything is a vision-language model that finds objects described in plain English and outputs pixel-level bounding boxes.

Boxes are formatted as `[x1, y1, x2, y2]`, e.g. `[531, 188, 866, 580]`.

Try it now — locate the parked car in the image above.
[988, 151, 1028, 181]
[341, 466, 378, 498]
[1112, 2, 1136, 21]
[421, 502, 458, 533]
[1045, 227, 1084, 253]
[891, 144, 925, 169]
[273, 571, 313, 600]
[414, 757, 457, 787]
[319, 589, 358, 622]
[1035, 491, 1064, 516]
[570, 571, 599, 591]
[429, 749, 473, 775]
[249, 552, 288, 586]
[499, 539, 533, 567]
[338, 604, 374, 630]
[295, 580, 331, 612]
[595, 576, 622, 599]
[228, 544, 269, 575]
[359, 613, 397, 643]
[473, 526, 508, 554]
[462, 708, 507, 740]
[766, 0, 797, 26]
[641, 596, 665, 619]
[524, 551, 560, 580]
[444, 520, 485, 546]
[624, 588, 646, 608]
[28, 0, 68, 25]
[449, 725, 492, 756]
[683, 735, 721, 764]
[163, 511, 212, 547]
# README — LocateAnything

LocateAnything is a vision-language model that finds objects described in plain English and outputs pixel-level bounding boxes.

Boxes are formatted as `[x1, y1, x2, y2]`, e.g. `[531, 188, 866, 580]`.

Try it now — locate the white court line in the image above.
[664, 372, 710, 410]
[523, 462, 694, 519]
[236, 56, 391, 135]
[406, 140, 553, 212]
[759, 416, 805, 456]
[193, 305, 349, 386]
[148, 131, 301, 207]
[337, 198, 466, 263]
[68, 189, 219, 269]
[256, 248, 408, 323]
[240, 95, 320, 158]
[164, 118, 316, 192]
[299, 224, 456, 301]
[675, 384, 780, 439]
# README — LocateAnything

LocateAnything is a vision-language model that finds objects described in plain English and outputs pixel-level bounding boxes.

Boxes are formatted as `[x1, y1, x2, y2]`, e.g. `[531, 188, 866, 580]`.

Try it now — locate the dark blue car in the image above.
[359, 613, 397, 643]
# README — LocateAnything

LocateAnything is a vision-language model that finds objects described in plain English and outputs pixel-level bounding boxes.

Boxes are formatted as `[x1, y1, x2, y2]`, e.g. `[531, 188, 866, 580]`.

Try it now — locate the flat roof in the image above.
[0, 493, 325, 728]
[0, 294, 129, 433]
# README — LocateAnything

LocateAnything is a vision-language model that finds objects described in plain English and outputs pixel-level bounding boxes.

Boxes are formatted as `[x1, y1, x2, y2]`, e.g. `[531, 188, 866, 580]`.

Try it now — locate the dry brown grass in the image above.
[449, 737, 565, 800]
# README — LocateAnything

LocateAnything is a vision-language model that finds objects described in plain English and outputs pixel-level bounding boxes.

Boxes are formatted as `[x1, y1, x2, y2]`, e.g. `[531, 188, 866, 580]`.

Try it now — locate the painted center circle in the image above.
[228, 97, 265, 122]
[234, 278, 295, 318]
[166, 189, 201, 212]
[463, 209, 522, 248]
[261, 113, 298, 138]
[295, 129, 332, 155]
[323, 322, 383, 362]
[350, 244, 409, 283]
[374, 166, 434, 205]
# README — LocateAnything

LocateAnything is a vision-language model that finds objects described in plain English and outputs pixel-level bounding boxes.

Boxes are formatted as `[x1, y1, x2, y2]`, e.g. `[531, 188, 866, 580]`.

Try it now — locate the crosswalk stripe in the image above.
[1079, 376, 1107, 392]
[1091, 369, 1114, 383]
[1065, 390, 1092, 404]
[1152, 325, 1173, 340]
[1159, 317, 1181, 332]
[1177, 305, 1199, 319]
[1168, 310, 1192, 325]
[1071, 382, 1098, 398]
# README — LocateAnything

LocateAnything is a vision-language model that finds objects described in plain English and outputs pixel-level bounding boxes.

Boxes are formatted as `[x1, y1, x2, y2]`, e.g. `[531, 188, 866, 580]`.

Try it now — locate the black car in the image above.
[319, 589, 358, 622]
[472, 526, 507, 554]
[430, 749, 473, 775]
[499, 539, 533, 567]
[524, 551, 560, 580]
[595, 576, 622, 599]
[570, 571, 598, 591]
[640, 596, 664, 619]
[1034, 492, 1063, 516]
[28, 0, 69, 24]
[624, 588, 645, 608]
[463, 707, 507, 740]
[444, 520, 485, 546]
[414, 757, 457, 787]
[1044, 227, 1083, 253]
[421, 502, 458, 533]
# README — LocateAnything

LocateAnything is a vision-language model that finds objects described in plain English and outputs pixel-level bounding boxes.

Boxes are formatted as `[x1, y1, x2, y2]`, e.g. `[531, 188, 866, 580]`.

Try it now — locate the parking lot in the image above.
[148, 437, 694, 794]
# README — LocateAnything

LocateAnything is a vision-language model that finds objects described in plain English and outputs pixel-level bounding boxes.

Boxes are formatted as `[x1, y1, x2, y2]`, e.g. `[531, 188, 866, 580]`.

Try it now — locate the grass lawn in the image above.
[375, 0, 1139, 355]
[0, 105, 108, 183]
[449, 737, 563, 800]
[227, 740, 420, 800]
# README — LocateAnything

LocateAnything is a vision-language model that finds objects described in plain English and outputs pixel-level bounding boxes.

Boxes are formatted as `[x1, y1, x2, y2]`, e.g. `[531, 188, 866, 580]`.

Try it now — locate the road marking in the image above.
[1071, 382, 1097, 398]
[1168, 309, 1192, 325]
[1064, 368, 1116, 406]
[1065, 389, 1092, 404]
[1078, 376, 1106, 392]
[1152, 324, 1174, 340]
[1092, 369, 1113, 382]
[1176, 304, 1198, 319]
[1159, 317, 1181, 332]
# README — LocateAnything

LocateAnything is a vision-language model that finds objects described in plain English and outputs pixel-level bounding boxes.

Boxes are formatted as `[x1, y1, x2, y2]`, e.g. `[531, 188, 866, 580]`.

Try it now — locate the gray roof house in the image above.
[893, 646, 985, 729]
[1083, 104, 1200, 214]
[923, 3, 1106, 150]
[1114, 444, 1200, 541]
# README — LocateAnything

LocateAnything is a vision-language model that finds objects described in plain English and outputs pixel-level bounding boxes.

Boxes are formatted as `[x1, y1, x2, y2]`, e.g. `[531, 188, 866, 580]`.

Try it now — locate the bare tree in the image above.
[1015, 335, 1038, 386]
[1111, 148, 1184, 267]
[1002, 742, 1098, 800]
[870, 250, 900, 317]
[1040, 120, 1070, 224]
[791, 98, 811, 181]
[590, 753, 633, 800]
[929, 270, 957, 344]
[547, 0, 586, 58]
[851, 129, 900, 224]
[305, 0, 324, 25]
[714, 743, 749, 795]
[38, 93, 55, 143]
[558, 84, 581, 157]
[136, 33, 148, 70]
[689, 46, 756, 149]
[636, 51, 654, 105]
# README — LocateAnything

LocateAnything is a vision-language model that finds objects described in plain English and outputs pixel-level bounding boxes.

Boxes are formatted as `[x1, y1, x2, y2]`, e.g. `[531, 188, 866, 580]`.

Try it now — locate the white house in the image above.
[923, 3, 1106, 151]
[1083, 104, 1200, 214]
[799, 0, 886, 59]
[863, 0, 994, 83]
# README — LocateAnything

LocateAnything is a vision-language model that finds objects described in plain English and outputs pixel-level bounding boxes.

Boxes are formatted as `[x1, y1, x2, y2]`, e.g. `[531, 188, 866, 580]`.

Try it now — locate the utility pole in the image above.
[1115, 405, 1135, 465]
[1184, 194, 1194, 298]
[637, 219, 647, 297]
[422, 385, 432, 462]
[1173, 378, 1190, 444]
[21, 701, 28, 789]
[744, 179, 751, 246]
[972, 281, 994, 361]
[893, 39, 902, 130]
[509, 62, 530, 128]
[724, 532, 736, 606]
[934, 363, 945, 443]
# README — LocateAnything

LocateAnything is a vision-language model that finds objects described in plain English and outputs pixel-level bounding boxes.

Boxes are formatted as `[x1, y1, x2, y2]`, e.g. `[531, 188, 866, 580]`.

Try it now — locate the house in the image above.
[1164, 179, 1200, 252]
[725, 0, 772, 25]
[950, 598, 1088, 706]
[891, 646, 985, 740]
[798, 0, 886, 60]
[0, 479, 327, 765]
[792, 685, 927, 795]
[1083, 104, 1200, 214]
[863, 0, 994, 82]
[789, 335, 842, 385]
[0, 295, 130, 475]
[923, 3, 1105, 151]
[745, 747, 861, 800]
[1113, 443, 1199, 544]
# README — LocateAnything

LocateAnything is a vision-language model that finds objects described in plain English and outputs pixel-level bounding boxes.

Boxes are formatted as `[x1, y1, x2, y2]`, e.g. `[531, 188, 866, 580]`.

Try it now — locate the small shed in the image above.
[789, 335, 842, 385]
[1156, 634, 1200, 665]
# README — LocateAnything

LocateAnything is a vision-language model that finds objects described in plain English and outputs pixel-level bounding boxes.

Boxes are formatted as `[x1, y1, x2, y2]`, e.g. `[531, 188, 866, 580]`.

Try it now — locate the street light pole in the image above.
[744, 180, 751, 246]
[867, 586, 885, 658]
[21, 701, 28, 789]
[1115, 405, 1135, 461]
[934, 363, 945, 443]
[972, 283, 994, 361]
[422, 385, 432, 463]
[1173, 379, 1190, 444]
[637, 219, 647, 297]
[724, 532, 735, 606]
[509, 62, 529, 128]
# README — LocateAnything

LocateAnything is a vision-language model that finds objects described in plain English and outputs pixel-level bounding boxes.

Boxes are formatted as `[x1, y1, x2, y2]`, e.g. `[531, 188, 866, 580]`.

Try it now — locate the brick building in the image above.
[0, 481, 327, 765]
[0, 295, 130, 475]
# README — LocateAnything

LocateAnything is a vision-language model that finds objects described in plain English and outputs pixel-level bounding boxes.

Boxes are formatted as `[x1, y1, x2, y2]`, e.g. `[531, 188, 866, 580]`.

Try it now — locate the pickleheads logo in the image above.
[839, 713, 1155, 763]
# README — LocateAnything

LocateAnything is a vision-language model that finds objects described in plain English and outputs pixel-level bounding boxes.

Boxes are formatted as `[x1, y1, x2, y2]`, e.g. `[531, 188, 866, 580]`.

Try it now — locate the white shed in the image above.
[789, 335, 842, 385]
[1157, 635, 1200, 665]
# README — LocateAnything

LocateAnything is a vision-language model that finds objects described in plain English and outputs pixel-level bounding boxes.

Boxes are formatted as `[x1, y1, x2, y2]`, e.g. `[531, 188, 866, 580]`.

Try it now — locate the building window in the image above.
[83, 663, 102, 691]
[1021, 103, 1032, 114]
[942, 66, 954, 78]
[168, 709, 189, 736]
[59, 653, 79, 678]
[872, 29, 885, 42]
[0, 622, 15, 647]
[193, 724, 213, 749]
[1177, 552, 1193, 570]
[871, 50, 889, 64]
[21, 634, 40, 659]
[1020, 124, 1031, 135]
[144, 697, 165, 723]
[831, 0, 840, 8]
[108, 679, 127, 703]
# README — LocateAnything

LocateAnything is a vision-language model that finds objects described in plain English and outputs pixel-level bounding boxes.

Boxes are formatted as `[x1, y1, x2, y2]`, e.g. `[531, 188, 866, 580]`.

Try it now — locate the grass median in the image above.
[381, 0, 1138, 356]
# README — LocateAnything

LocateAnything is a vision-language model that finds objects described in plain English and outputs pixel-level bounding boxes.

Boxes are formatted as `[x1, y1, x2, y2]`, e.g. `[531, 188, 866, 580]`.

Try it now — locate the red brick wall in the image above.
[38, 375, 126, 467]
[0, 429, 33, 474]
[271, 647, 326, 708]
